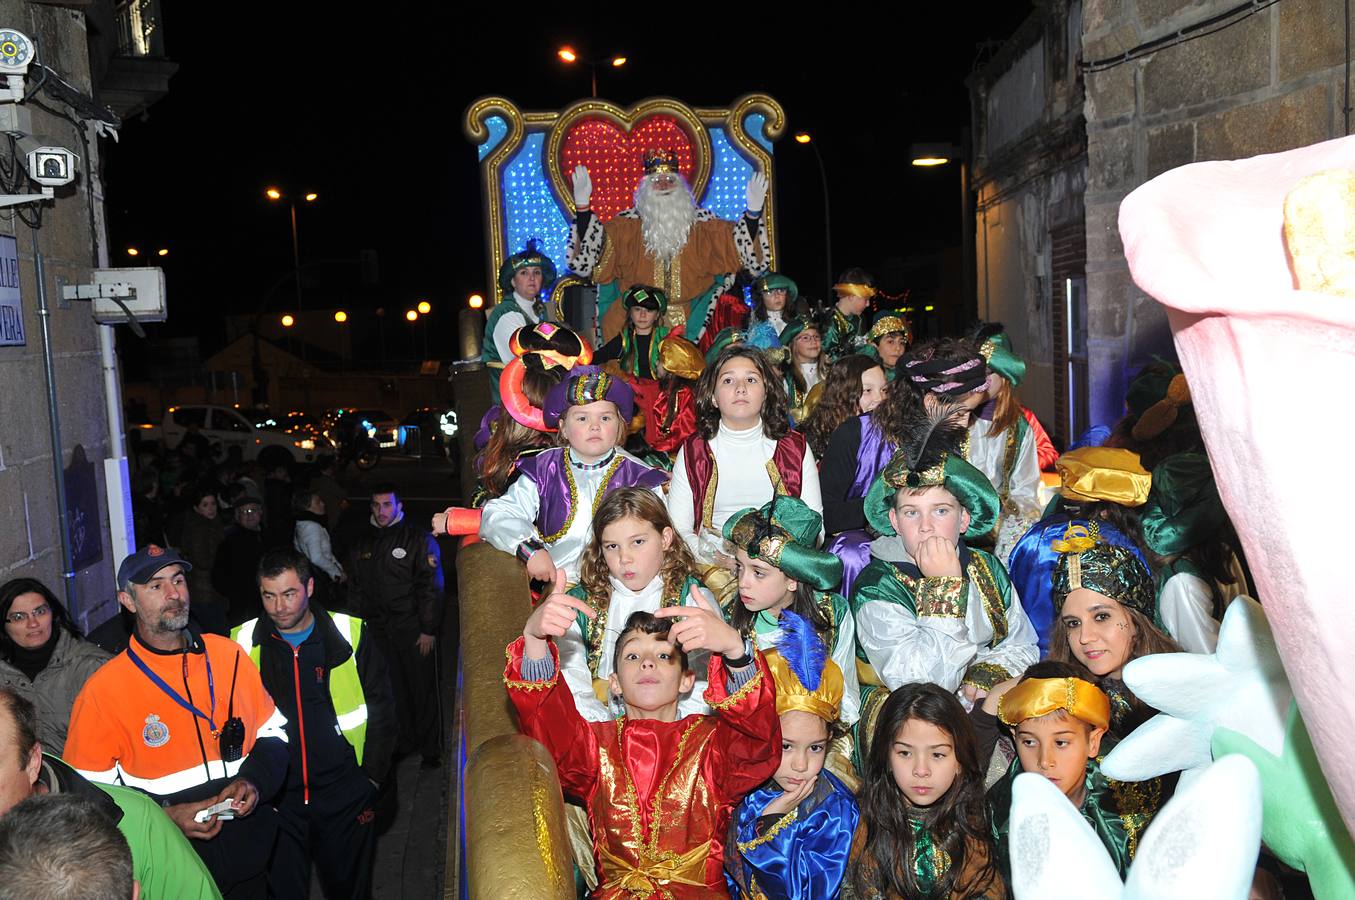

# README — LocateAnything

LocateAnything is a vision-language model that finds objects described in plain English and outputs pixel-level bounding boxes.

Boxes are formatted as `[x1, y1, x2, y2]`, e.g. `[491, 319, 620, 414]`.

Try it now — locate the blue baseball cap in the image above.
[117, 544, 192, 592]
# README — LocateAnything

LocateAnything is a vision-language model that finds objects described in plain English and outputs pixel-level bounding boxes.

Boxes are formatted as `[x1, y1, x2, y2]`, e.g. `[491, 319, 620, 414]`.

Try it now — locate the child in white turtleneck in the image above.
[667, 345, 823, 577]
[555, 487, 717, 721]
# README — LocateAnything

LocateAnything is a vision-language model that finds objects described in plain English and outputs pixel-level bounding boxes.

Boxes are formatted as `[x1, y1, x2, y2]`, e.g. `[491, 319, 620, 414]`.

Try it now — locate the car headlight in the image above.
[295, 438, 316, 450]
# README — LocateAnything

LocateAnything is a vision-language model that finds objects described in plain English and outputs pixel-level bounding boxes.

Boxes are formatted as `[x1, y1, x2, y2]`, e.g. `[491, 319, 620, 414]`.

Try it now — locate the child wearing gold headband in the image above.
[724, 611, 860, 899]
[984, 660, 1162, 880]
[822, 267, 875, 364]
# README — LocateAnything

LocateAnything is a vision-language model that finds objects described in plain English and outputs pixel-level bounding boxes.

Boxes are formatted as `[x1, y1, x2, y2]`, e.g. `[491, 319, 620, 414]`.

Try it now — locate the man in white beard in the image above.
[566, 148, 770, 343]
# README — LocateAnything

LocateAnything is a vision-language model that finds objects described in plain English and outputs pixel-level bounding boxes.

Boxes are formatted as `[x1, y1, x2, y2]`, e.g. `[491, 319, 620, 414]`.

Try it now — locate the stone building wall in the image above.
[0, 1, 118, 627]
[1082, 0, 1352, 425]
[969, 0, 1087, 443]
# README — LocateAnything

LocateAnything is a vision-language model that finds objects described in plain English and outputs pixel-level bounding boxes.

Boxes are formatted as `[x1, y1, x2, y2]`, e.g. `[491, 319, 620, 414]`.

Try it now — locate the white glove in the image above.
[572, 165, 593, 209]
[746, 171, 768, 215]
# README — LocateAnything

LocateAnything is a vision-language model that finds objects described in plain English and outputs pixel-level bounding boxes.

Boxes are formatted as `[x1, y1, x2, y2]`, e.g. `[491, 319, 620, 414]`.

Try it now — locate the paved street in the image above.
[319, 454, 463, 899]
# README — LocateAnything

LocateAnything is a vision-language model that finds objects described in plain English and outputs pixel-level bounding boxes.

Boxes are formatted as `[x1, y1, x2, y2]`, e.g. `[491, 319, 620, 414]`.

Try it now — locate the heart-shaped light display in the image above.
[559, 114, 696, 222]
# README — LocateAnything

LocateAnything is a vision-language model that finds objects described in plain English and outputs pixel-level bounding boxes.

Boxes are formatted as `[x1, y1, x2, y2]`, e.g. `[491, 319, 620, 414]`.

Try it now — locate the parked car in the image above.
[161, 405, 334, 466]
[399, 407, 460, 463]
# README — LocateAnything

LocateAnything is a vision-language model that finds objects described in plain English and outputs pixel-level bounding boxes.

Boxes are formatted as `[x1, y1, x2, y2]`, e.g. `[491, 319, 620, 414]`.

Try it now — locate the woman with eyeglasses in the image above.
[0, 578, 110, 755]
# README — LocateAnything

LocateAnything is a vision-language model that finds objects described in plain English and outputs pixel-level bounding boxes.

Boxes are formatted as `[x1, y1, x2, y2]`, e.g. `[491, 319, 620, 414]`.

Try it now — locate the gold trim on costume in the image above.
[968, 553, 1009, 647]
[708, 664, 763, 711]
[833, 283, 877, 298]
[962, 662, 1011, 691]
[539, 455, 625, 545]
[1106, 770, 1162, 860]
[737, 810, 798, 853]
[502, 647, 558, 692]
[916, 577, 965, 618]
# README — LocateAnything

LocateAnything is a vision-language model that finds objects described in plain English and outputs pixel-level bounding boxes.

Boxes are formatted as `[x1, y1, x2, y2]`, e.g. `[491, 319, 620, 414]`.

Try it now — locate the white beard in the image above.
[634, 176, 697, 262]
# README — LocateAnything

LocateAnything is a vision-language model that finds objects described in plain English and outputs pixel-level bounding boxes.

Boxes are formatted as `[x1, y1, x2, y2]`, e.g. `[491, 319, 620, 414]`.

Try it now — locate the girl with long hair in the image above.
[847, 683, 1004, 899]
[556, 487, 714, 721]
[818, 339, 987, 597]
[722, 496, 860, 729]
[1046, 532, 1182, 737]
[667, 345, 822, 597]
[778, 317, 824, 423]
[966, 324, 1044, 561]
[750, 271, 800, 337]
[802, 354, 887, 461]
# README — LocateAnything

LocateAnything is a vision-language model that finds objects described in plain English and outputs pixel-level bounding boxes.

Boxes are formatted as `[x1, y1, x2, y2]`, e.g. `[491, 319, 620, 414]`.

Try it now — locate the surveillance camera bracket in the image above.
[0, 185, 51, 207]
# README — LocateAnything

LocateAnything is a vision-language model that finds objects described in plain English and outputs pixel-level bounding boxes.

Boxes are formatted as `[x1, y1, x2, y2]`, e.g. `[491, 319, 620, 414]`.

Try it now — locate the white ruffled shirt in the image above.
[556, 573, 714, 722]
[800, 362, 821, 390]
[765, 310, 787, 335]
[666, 420, 823, 565]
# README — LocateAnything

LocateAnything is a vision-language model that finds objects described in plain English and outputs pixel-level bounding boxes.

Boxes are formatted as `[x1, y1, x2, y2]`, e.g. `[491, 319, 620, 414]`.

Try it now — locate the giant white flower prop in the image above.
[1008, 755, 1261, 899]
[1104, 597, 1355, 897]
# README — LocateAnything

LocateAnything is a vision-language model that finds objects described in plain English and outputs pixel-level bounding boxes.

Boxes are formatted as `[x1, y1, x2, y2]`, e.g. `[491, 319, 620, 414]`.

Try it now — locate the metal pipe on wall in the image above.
[33, 228, 78, 614]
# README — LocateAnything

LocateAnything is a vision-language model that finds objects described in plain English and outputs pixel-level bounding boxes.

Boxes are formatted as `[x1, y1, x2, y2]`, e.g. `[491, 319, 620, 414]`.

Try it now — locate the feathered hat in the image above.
[763, 609, 844, 722]
[863, 398, 999, 540]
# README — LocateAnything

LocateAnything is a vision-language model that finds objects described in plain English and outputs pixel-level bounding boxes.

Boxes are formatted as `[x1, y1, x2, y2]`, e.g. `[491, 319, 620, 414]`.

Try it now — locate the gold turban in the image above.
[1055, 447, 1152, 507]
[764, 649, 844, 723]
[998, 676, 1111, 731]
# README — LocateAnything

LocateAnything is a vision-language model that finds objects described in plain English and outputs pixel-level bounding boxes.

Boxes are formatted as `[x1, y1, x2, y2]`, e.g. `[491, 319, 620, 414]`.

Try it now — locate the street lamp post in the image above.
[264, 187, 318, 357]
[795, 132, 833, 296]
[558, 46, 627, 98]
[909, 139, 974, 323]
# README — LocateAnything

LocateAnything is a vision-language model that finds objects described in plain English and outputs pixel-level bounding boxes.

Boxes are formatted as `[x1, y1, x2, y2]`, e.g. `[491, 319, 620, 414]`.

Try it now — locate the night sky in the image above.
[103, 8, 1033, 361]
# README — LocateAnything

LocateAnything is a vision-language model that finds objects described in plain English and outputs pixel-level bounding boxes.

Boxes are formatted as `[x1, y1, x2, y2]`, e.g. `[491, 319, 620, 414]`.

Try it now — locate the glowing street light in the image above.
[405, 309, 418, 322]
[557, 46, 626, 97]
[157, 248, 168, 257]
[281, 314, 295, 327]
[794, 132, 811, 144]
[468, 293, 484, 309]
[911, 156, 949, 167]
[304, 192, 318, 202]
[909, 142, 955, 167]
[126, 247, 139, 256]
[417, 300, 431, 314]
[334, 310, 348, 323]
[265, 187, 282, 200]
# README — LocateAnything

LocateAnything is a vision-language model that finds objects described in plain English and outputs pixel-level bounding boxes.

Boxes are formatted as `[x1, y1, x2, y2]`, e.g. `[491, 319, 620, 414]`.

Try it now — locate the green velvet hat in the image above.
[1125, 357, 1180, 419]
[1140, 453, 1227, 557]
[723, 496, 842, 591]
[622, 284, 668, 314]
[863, 449, 999, 541]
[778, 316, 819, 347]
[756, 272, 799, 304]
[1050, 526, 1156, 618]
[704, 326, 746, 363]
[979, 331, 1026, 388]
[497, 241, 557, 294]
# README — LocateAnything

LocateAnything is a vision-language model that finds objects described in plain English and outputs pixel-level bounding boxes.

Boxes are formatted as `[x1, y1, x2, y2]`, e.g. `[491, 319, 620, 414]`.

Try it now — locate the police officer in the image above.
[346, 484, 445, 766]
[232, 549, 396, 900]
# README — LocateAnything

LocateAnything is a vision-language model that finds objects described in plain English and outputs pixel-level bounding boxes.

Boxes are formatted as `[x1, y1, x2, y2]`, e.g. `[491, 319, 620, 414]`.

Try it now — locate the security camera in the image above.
[25, 146, 76, 188]
[0, 30, 33, 75]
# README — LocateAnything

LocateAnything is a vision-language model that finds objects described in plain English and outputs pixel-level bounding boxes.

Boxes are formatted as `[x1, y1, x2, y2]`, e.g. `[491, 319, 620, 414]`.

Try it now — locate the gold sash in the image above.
[598, 841, 709, 896]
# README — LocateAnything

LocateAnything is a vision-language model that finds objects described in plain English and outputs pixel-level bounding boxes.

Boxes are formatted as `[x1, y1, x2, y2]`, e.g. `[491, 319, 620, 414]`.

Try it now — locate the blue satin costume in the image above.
[1006, 512, 1148, 655]
[724, 769, 859, 899]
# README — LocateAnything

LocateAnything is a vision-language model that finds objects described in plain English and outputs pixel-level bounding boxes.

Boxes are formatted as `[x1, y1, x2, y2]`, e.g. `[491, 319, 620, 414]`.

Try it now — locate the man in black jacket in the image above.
[233, 549, 397, 900]
[346, 484, 445, 766]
